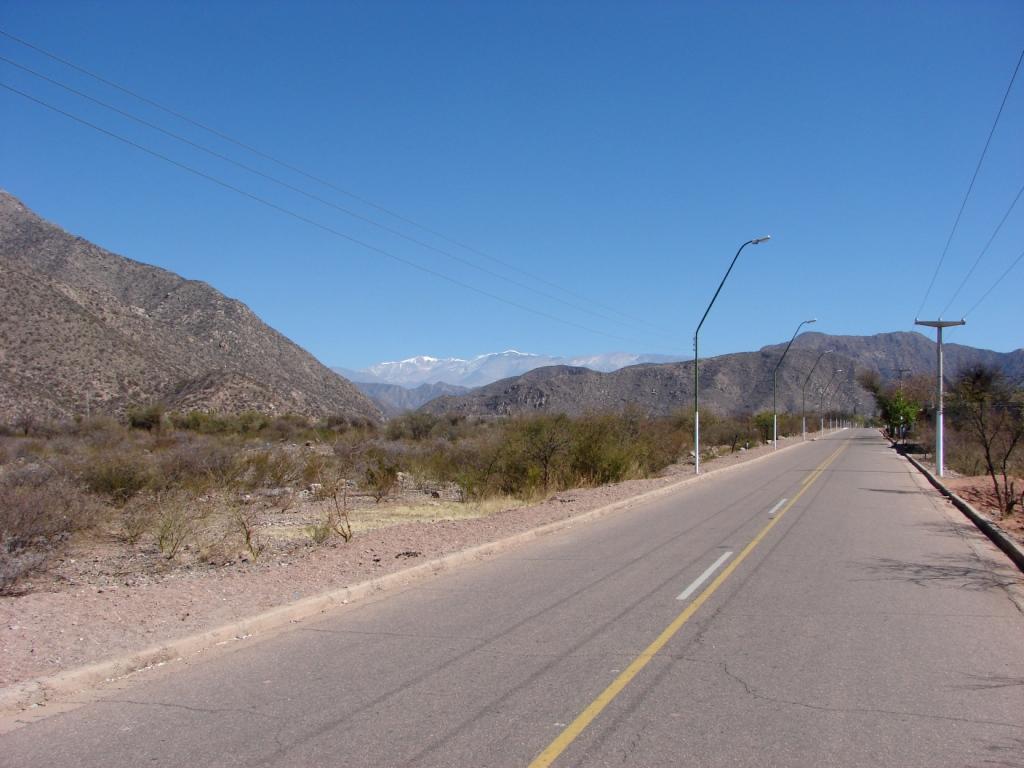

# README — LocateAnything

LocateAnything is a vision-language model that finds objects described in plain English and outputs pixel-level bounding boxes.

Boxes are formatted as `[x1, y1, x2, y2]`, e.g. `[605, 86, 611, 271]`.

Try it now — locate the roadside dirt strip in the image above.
[5, 429, 1021, 767]
[0, 436, 817, 721]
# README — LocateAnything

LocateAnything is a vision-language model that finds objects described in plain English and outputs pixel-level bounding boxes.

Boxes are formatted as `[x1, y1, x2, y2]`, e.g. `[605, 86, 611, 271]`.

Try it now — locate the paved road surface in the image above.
[3, 429, 1023, 767]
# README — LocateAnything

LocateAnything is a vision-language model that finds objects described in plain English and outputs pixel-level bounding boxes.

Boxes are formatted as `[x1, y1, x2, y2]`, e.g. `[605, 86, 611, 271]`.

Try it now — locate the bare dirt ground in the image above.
[942, 474, 1024, 547]
[0, 437, 802, 689]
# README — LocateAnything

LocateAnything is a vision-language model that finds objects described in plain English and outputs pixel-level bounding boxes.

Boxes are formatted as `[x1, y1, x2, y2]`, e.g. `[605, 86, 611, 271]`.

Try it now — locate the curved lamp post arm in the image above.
[801, 349, 833, 439]
[774, 319, 817, 378]
[820, 368, 843, 411]
[772, 318, 816, 448]
[696, 238, 765, 340]
[802, 349, 834, 402]
[693, 235, 770, 474]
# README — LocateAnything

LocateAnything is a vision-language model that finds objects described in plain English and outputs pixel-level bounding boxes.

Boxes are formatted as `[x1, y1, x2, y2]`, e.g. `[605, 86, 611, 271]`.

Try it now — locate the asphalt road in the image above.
[3, 429, 1023, 767]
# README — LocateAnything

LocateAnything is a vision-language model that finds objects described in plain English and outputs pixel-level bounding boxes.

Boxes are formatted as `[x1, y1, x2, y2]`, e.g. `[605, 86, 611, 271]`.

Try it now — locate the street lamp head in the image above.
[751, 235, 771, 244]
[805, 318, 817, 324]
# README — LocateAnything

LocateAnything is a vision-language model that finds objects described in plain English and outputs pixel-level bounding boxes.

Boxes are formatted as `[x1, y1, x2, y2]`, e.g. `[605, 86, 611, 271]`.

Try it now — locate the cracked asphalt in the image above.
[2, 429, 1022, 767]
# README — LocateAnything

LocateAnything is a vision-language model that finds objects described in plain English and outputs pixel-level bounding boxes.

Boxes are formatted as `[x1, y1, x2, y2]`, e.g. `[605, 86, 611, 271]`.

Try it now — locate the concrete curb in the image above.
[0, 436, 817, 716]
[903, 452, 1024, 573]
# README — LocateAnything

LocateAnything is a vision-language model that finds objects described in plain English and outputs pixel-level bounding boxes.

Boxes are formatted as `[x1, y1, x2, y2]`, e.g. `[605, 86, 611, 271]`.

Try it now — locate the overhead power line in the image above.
[963, 246, 1024, 318]
[0, 27, 666, 336]
[0, 81, 650, 347]
[0, 53, 675, 341]
[916, 47, 1023, 318]
[939, 179, 1024, 317]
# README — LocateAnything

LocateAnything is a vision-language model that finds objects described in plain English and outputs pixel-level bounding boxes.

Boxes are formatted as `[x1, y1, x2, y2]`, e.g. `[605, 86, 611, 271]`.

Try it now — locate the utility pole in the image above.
[914, 319, 965, 477]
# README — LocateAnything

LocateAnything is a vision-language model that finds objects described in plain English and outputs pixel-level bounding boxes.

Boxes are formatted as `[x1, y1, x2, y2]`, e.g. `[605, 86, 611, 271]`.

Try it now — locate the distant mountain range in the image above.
[0, 191, 381, 423]
[334, 350, 686, 389]
[768, 331, 1024, 385]
[421, 332, 1023, 419]
[6, 190, 1018, 427]
[353, 381, 469, 417]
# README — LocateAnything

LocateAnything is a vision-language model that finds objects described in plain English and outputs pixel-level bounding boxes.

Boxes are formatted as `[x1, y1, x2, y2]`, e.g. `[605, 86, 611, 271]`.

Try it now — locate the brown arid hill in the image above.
[0, 191, 381, 423]
[766, 331, 1024, 387]
[421, 348, 874, 419]
[421, 332, 1023, 420]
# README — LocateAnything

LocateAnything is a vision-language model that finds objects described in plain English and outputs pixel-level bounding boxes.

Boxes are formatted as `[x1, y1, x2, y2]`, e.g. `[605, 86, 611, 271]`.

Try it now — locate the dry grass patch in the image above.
[347, 496, 525, 533]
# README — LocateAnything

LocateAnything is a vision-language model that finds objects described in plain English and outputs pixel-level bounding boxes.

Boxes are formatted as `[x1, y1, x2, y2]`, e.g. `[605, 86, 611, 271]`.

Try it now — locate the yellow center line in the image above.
[527, 442, 848, 768]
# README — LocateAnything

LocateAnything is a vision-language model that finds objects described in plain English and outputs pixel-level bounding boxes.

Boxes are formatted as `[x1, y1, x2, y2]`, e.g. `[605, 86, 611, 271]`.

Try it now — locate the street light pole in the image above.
[773, 319, 816, 449]
[819, 368, 842, 434]
[802, 349, 833, 440]
[693, 235, 771, 474]
[914, 319, 965, 477]
[825, 381, 844, 431]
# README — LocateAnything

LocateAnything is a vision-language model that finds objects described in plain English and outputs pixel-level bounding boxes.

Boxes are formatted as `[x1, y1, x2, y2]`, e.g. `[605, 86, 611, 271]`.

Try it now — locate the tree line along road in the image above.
[2, 428, 1022, 767]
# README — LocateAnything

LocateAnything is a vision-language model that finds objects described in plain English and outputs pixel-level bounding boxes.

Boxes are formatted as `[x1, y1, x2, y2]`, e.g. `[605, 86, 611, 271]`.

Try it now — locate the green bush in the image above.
[128, 404, 165, 433]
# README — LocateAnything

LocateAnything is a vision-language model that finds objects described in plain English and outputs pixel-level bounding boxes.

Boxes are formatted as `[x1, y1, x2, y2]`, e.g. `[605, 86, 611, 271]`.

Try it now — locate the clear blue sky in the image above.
[2, 1, 1022, 369]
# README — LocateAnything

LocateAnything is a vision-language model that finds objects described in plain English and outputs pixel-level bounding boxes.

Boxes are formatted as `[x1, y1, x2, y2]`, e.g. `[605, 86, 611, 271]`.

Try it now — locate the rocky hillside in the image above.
[337, 350, 685, 387]
[421, 332, 1023, 419]
[421, 348, 872, 418]
[0, 191, 381, 423]
[767, 331, 1024, 385]
[354, 381, 469, 417]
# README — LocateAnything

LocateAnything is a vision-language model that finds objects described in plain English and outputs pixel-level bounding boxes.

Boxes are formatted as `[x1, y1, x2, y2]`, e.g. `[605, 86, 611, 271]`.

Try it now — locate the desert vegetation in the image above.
[860, 365, 1024, 520]
[0, 406, 825, 594]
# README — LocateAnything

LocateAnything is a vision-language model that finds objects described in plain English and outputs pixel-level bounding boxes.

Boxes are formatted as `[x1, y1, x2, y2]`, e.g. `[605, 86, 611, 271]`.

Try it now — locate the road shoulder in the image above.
[0, 435, 817, 724]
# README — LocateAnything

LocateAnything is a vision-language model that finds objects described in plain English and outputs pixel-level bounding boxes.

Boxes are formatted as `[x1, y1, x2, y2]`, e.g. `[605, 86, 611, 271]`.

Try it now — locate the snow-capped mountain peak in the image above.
[338, 350, 685, 388]
[474, 350, 538, 360]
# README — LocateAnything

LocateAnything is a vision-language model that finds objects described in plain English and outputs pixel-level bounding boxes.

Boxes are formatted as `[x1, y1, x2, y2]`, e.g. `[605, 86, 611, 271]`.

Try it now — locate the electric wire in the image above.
[939, 179, 1024, 317]
[0, 80, 649, 346]
[915, 47, 1023, 318]
[962, 246, 1024, 318]
[0, 53, 676, 341]
[0, 27, 665, 335]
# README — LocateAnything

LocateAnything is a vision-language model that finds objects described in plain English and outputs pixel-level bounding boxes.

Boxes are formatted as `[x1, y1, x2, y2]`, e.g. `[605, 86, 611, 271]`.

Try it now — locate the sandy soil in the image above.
[0, 437, 802, 689]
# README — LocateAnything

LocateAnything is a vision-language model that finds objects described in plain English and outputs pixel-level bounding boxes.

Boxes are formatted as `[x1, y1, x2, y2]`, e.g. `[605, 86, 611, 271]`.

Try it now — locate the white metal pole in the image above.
[915, 319, 964, 478]
[937, 326, 944, 476]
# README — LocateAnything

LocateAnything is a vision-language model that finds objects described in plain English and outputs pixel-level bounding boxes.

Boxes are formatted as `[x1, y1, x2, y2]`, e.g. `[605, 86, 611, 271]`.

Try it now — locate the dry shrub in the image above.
[228, 501, 267, 561]
[364, 451, 399, 503]
[0, 467, 100, 593]
[151, 492, 204, 560]
[155, 436, 240, 491]
[119, 496, 154, 544]
[307, 469, 353, 543]
[80, 451, 153, 504]
[301, 452, 330, 485]
[243, 448, 300, 490]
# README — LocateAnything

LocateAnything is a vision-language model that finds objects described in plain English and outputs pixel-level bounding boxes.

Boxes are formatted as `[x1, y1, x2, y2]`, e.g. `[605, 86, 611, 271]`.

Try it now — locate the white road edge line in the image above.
[676, 551, 733, 602]
[767, 498, 788, 517]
